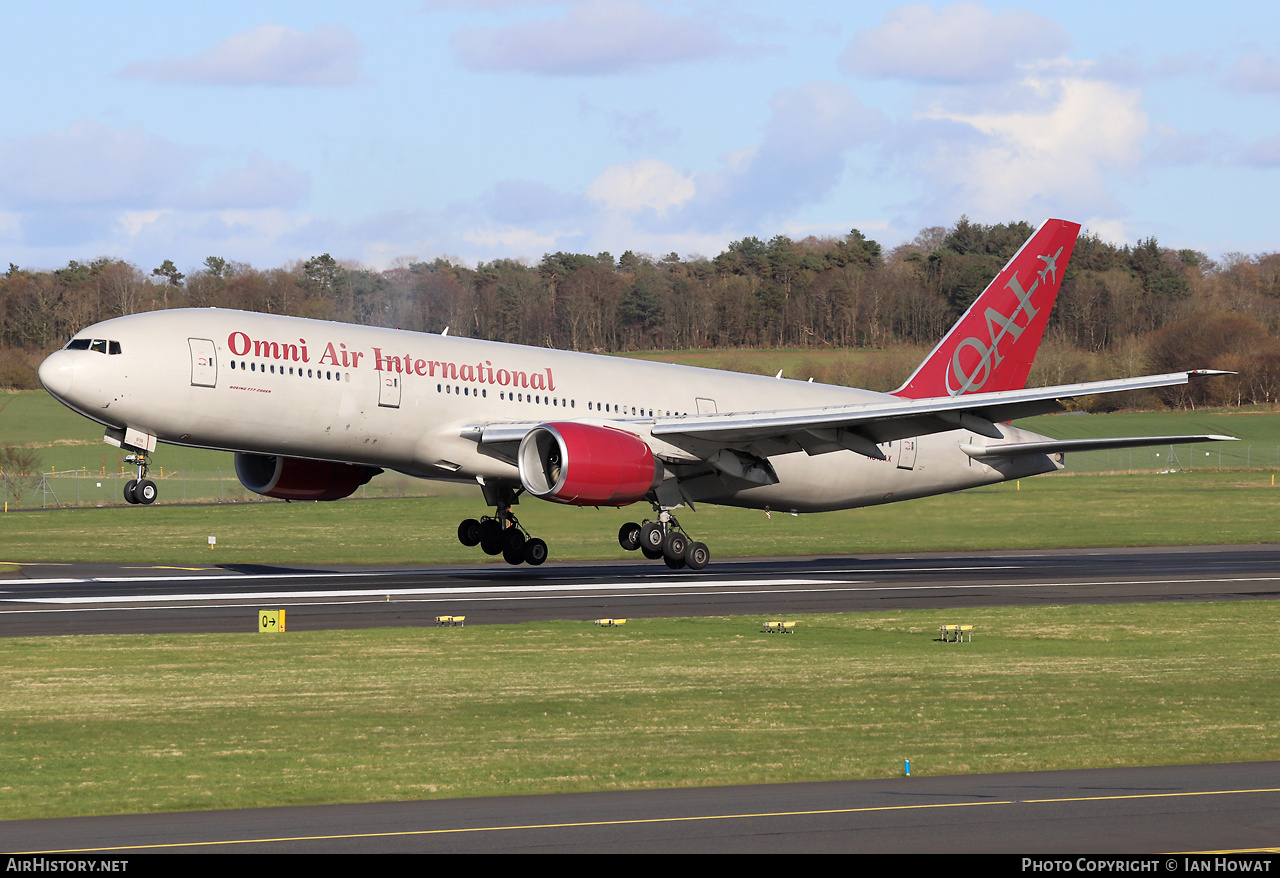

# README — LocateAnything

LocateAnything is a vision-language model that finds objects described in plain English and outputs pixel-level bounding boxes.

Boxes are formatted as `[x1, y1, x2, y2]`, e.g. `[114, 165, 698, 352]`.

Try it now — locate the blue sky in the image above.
[3, 1, 1278, 273]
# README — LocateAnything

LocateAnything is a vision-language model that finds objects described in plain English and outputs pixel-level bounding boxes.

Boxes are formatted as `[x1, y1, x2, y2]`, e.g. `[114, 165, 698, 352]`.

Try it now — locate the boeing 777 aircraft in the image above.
[38, 219, 1232, 570]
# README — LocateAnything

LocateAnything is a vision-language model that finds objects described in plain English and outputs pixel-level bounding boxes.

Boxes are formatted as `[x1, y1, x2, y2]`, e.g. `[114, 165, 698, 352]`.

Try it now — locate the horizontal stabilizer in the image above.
[961, 434, 1237, 461]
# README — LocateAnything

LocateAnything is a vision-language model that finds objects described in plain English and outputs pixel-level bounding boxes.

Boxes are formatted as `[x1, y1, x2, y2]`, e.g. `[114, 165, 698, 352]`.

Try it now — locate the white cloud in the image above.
[119, 23, 364, 87]
[184, 153, 311, 210]
[841, 3, 1070, 84]
[0, 121, 195, 208]
[463, 224, 565, 252]
[918, 77, 1147, 218]
[587, 159, 695, 213]
[116, 210, 171, 237]
[1226, 47, 1280, 96]
[694, 82, 886, 222]
[0, 122, 311, 213]
[450, 1, 741, 75]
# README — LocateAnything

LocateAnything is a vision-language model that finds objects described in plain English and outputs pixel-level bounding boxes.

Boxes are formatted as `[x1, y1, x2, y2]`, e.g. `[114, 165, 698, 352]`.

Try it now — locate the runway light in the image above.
[905, 759, 911, 776]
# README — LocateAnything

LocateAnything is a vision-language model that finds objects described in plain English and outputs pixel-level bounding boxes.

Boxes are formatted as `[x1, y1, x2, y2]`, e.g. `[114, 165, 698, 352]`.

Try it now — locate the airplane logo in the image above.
[1037, 247, 1063, 285]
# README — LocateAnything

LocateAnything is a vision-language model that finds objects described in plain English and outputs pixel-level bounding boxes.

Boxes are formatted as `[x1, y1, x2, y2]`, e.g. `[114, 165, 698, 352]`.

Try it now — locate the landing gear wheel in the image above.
[136, 479, 158, 505]
[663, 530, 688, 563]
[641, 545, 664, 560]
[618, 522, 641, 551]
[663, 552, 686, 570]
[502, 527, 526, 554]
[523, 538, 548, 566]
[502, 544, 525, 565]
[640, 522, 665, 554]
[685, 541, 710, 570]
[123, 479, 139, 505]
[479, 519, 503, 555]
[458, 519, 481, 547]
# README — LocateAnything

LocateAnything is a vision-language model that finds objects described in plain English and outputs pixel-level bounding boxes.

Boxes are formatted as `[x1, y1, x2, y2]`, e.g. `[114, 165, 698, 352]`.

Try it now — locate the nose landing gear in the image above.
[122, 453, 158, 505]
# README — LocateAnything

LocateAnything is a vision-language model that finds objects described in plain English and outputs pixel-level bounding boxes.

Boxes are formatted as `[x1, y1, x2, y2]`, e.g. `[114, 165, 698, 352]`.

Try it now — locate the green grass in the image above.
[3, 603, 1277, 820]
[1, 472, 1278, 566]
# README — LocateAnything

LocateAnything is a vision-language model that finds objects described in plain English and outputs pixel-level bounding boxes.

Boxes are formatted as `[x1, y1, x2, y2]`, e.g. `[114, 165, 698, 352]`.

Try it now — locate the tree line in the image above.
[4, 217, 1280, 408]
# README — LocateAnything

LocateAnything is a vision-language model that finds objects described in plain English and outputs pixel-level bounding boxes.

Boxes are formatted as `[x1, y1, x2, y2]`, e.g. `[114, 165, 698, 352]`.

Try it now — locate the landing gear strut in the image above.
[457, 484, 548, 566]
[122, 452, 158, 505]
[618, 507, 709, 570]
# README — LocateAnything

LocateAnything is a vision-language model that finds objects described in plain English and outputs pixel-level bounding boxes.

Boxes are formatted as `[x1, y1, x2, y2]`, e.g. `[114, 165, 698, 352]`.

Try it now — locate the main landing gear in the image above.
[122, 452, 158, 505]
[618, 508, 709, 571]
[456, 486, 548, 566]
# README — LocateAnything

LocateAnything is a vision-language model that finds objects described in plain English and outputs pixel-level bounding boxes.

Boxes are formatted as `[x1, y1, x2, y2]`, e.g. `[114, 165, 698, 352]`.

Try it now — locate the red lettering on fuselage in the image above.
[229, 332, 308, 362]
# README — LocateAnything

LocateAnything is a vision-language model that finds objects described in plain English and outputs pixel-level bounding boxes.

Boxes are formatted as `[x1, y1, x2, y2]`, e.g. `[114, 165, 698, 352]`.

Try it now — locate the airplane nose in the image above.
[38, 351, 75, 400]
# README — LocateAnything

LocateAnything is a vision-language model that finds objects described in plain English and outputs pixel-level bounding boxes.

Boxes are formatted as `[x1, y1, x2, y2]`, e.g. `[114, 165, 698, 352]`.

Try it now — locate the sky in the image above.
[2, 1, 1278, 273]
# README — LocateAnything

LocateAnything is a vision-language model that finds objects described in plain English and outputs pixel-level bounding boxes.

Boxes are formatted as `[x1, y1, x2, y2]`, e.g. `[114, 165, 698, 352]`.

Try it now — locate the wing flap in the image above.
[960, 434, 1237, 461]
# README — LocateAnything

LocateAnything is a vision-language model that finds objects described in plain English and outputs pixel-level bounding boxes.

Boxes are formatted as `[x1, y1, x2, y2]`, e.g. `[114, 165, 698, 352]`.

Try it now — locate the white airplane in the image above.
[39, 219, 1233, 570]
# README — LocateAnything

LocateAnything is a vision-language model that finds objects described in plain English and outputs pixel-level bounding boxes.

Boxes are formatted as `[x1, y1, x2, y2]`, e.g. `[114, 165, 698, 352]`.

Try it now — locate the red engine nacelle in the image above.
[518, 422, 660, 506]
[234, 452, 382, 501]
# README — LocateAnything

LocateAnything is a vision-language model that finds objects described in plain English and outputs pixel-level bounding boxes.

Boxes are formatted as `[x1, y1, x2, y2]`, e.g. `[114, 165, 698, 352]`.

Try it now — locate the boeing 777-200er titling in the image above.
[39, 219, 1234, 570]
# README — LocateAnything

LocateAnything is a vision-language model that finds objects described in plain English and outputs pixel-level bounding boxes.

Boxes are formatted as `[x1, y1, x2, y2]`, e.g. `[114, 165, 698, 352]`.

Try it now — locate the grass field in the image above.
[3, 602, 1277, 820]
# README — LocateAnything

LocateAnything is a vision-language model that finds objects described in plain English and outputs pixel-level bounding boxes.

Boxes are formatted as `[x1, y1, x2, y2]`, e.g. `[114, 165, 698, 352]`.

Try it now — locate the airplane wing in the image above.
[648, 369, 1231, 459]
[466, 369, 1233, 477]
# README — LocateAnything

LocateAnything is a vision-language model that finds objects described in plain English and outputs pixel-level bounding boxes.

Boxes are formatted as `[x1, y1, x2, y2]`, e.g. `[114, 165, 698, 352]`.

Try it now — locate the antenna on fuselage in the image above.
[441, 326, 449, 336]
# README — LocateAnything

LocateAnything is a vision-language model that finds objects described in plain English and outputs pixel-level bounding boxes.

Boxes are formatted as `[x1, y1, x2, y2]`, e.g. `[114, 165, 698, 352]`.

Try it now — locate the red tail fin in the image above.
[894, 218, 1080, 399]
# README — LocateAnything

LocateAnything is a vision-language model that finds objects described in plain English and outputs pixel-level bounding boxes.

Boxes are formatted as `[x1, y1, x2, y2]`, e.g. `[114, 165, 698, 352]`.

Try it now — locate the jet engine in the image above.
[234, 452, 382, 501]
[517, 422, 660, 506]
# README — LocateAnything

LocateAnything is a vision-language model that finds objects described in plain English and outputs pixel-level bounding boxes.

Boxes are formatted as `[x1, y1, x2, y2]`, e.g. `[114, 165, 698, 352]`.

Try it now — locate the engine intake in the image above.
[518, 422, 659, 506]
[234, 452, 382, 501]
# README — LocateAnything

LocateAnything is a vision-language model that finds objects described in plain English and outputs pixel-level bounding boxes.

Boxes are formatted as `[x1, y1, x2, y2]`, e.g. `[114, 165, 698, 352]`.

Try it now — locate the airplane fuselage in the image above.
[37, 308, 1060, 514]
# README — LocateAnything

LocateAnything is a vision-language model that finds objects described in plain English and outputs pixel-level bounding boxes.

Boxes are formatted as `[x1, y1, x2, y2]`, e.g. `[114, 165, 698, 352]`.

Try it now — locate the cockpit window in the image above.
[65, 338, 122, 354]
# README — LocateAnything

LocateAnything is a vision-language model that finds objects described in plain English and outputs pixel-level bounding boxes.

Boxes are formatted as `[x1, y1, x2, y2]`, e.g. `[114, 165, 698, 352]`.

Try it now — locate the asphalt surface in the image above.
[4, 545, 1280, 855]
[4, 544, 1280, 636]
[4, 762, 1278, 854]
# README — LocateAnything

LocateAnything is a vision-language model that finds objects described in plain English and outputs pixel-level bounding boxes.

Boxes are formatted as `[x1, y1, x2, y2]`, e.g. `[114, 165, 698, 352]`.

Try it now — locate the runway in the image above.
[5, 762, 1279, 854]
[4, 544, 1280, 854]
[3, 543, 1280, 636]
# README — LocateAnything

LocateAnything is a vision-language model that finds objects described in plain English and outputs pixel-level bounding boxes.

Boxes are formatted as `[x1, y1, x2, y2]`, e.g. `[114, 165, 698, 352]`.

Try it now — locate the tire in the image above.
[640, 522, 665, 553]
[479, 519, 502, 555]
[641, 545, 663, 560]
[524, 538, 548, 566]
[663, 530, 688, 563]
[618, 522, 641, 551]
[458, 519, 481, 547]
[123, 479, 139, 505]
[502, 544, 525, 565]
[502, 527, 526, 554]
[663, 552, 686, 570]
[685, 541, 710, 571]
[136, 479, 158, 505]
